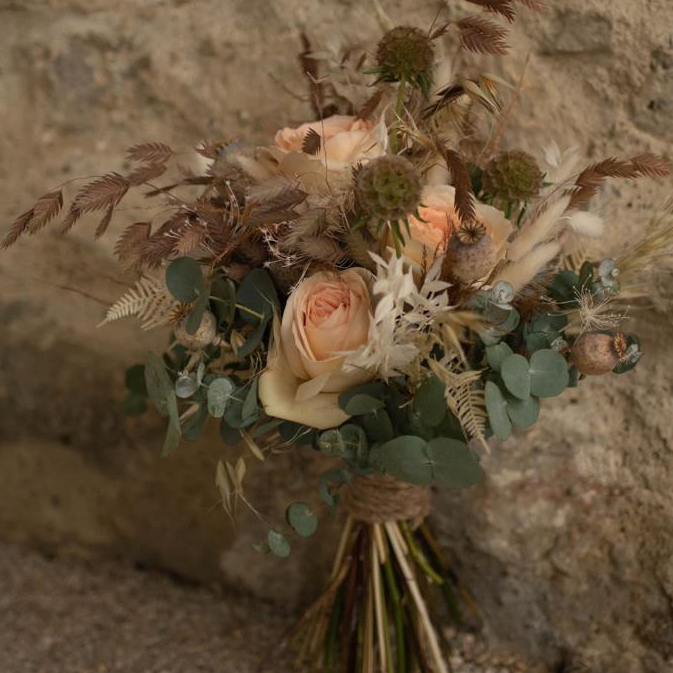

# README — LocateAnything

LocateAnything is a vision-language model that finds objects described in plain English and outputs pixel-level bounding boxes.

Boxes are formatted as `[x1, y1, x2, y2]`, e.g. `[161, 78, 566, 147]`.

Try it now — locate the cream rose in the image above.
[258, 268, 374, 430]
[273, 115, 384, 169]
[404, 184, 513, 269]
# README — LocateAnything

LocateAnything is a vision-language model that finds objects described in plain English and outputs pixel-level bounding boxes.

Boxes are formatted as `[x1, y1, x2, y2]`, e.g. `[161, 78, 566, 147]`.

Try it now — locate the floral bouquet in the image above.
[5, 2, 672, 671]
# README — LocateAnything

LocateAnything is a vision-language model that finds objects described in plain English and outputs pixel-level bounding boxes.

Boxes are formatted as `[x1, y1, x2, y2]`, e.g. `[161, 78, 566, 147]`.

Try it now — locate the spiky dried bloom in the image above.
[376, 26, 434, 87]
[355, 155, 422, 221]
[455, 221, 486, 244]
[482, 150, 543, 202]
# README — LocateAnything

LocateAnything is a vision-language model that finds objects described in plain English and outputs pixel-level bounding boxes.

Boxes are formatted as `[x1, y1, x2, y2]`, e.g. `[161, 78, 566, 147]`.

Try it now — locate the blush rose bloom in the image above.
[273, 115, 384, 169]
[404, 185, 513, 269]
[258, 268, 374, 430]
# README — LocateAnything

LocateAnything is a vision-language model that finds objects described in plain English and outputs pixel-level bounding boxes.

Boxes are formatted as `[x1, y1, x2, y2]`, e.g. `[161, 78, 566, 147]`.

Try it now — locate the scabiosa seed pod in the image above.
[443, 221, 496, 283]
[355, 155, 422, 221]
[376, 26, 434, 86]
[174, 310, 217, 350]
[571, 332, 624, 376]
[482, 150, 544, 203]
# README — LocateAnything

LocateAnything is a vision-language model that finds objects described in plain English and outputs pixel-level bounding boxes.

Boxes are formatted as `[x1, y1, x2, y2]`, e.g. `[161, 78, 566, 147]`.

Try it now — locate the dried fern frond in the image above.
[175, 222, 207, 256]
[1, 209, 33, 249]
[356, 89, 384, 121]
[98, 276, 172, 330]
[456, 16, 510, 55]
[72, 173, 130, 215]
[429, 360, 489, 451]
[126, 142, 174, 165]
[94, 205, 115, 239]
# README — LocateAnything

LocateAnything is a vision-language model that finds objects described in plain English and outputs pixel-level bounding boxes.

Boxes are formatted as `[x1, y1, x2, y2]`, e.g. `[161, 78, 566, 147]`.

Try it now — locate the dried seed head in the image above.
[455, 221, 486, 245]
[376, 26, 434, 87]
[443, 228, 496, 283]
[355, 155, 422, 221]
[482, 150, 544, 203]
[174, 310, 217, 350]
[571, 332, 622, 376]
[168, 302, 194, 325]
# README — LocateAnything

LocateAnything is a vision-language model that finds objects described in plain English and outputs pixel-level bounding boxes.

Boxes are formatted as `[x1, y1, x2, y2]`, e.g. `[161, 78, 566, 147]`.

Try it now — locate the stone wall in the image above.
[1, 1, 672, 670]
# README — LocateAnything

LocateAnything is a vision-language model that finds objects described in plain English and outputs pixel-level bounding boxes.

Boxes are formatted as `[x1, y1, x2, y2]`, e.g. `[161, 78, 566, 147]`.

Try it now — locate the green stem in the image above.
[399, 523, 444, 585]
[234, 303, 265, 321]
[390, 79, 407, 153]
[382, 554, 405, 673]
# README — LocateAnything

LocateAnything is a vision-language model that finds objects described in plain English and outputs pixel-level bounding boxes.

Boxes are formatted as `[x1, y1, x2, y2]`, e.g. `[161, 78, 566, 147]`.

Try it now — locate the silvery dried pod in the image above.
[174, 310, 217, 350]
[490, 281, 515, 309]
[175, 372, 199, 399]
[444, 222, 496, 284]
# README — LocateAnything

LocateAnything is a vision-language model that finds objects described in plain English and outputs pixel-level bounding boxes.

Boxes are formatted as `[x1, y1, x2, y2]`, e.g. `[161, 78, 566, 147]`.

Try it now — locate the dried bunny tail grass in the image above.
[567, 211, 605, 239]
[507, 195, 570, 262]
[493, 240, 561, 291]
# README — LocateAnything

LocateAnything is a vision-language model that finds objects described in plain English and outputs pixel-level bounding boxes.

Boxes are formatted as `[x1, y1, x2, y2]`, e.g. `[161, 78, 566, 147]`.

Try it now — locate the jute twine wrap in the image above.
[345, 474, 431, 528]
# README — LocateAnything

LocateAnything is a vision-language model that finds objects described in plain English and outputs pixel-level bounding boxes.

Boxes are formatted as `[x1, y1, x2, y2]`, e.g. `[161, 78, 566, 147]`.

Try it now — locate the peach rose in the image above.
[258, 268, 374, 429]
[273, 114, 385, 170]
[404, 185, 513, 269]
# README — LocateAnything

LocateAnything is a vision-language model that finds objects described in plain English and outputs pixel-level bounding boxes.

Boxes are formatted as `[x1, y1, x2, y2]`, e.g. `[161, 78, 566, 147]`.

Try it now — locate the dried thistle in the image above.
[375, 26, 435, 88]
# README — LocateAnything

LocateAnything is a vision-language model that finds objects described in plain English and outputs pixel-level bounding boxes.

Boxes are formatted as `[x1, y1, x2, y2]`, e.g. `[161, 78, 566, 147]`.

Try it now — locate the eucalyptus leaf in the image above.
[267, 530, 291, 558]
[207, 378, 235, 418]
[123, 392, 146, 416]
[185, 294, 209, 335]
[506, 394, 540, 428]
[318, 467, 350, 508]
[162, 406, 182, 457]
[242, 378, 260, 420]
[426, 438, 483, 489]
[486, 342, 513, 372]
[236, 268, 279, 323]
[362, 409, 394, 443]
[413, 376, 447, 427]
[338, 382, 387, 416]
[379, 436, 433, 485]
[166, 257, 205, 303]
[224, 382, 260, 429]
[500, 353, 531, 400]
[210, 278, 236, 327]
[175, 373, 198, 399]
[181, 402, 209, 441]
[485, 381, 512, 440]
[286, 502, 318, 537]
[144, 352, 174, 417]
[529, 349, 569, 398]
[124, 364, 147, 396]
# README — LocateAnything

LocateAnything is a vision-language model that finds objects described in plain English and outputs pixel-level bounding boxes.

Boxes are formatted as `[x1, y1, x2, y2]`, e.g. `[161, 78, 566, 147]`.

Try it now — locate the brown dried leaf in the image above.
[423, 84, 466, 118]
[465, 0, 516, 22]
[114, 221, 152, 266]
[126, 142, 174, 165]
[301, 128, 322, 155]
[630, 153, 671, 178]
[195, 140, 224, 160]
[514, 0, 546, 10]
[175, 223, 207, 256]
[1, 209, 34, 249]
[94, 205, 115, 239]
[72, 173, 130, 215]
[456, 16, 510, 55]
[127, 162, 168, 187]
[28, 189, 64, 233]
[442, 147, 476, 224]
[356, 89, 384, 121]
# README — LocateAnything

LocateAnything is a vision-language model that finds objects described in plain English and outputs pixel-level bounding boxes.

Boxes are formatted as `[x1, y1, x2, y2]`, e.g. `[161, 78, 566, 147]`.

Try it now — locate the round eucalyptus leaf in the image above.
[166, 257, 205, 303]
[379, 436, 432, 485]
[267, 530, 291, 558]
[286, 502, 318, 537]
[507, 395, 540, 428]
[236, 268, 280, 323]
[207, 378, 235, 418]
[413, 376, 447, 427]
[426, 438, 484, 489]
[486, 342, 513, 372]
[529, 349, 569, 398]
[340, 394, 385, 416]
[500, 354, 531, 400]
[485, 381, 512, 441]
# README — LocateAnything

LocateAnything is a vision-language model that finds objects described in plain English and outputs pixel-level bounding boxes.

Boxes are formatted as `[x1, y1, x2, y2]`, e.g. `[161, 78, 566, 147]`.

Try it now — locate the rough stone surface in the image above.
[1, 0, 672, 671]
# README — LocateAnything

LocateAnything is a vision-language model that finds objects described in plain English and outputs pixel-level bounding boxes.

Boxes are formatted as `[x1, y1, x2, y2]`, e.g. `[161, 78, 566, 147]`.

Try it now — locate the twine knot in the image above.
[344, 473, 431, 528]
